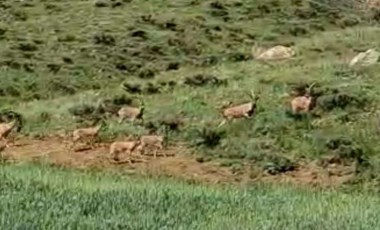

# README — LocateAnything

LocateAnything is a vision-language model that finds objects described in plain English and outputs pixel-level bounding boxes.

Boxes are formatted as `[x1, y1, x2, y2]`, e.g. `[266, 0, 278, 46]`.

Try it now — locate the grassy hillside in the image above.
[0, 163, 379, 229]
[1, 0, 380, 183]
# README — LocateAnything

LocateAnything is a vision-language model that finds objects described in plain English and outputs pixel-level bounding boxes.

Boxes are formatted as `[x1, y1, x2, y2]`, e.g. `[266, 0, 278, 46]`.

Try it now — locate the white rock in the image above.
[253, 45, 296, 61]
[349, 49, 380, 67]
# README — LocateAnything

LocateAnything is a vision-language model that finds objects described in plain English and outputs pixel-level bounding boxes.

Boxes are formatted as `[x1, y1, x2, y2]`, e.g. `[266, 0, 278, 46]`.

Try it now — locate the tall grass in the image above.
[0, 163, 379, 229]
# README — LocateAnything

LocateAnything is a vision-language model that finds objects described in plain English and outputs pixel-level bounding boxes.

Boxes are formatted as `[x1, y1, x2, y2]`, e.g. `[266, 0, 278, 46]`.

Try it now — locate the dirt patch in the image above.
[1, 137, 354, 187]
[259, 159, 354, 187]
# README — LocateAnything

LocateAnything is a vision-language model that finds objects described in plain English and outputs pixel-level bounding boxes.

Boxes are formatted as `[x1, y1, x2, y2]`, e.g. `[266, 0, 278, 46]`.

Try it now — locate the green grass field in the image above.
[0, 163, 379, 229]
[1, 0, 380, 228]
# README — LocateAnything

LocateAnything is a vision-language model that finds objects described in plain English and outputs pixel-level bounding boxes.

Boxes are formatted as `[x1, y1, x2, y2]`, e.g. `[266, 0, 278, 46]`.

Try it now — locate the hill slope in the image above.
[1, 0, 380, 184]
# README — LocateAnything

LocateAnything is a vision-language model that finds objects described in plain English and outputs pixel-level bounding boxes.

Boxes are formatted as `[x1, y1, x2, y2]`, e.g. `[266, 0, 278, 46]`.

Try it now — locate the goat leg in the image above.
[126, 156, 133, 166]
[244, 113, 251, 119]
[153, 149, 157, 159]
[162, 149, 167, 157]
[157, 145, 166, 157]
[113, 151, 120, 162]
[1, 137, 10, 148]
[6, 136, 15, 147]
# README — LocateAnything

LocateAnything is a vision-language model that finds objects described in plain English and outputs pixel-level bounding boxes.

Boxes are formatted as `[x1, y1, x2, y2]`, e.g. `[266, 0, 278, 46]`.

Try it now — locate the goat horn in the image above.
[307, 82, 316, 92]
[138, 96, 145, 107]
[244, 90, 254, 100]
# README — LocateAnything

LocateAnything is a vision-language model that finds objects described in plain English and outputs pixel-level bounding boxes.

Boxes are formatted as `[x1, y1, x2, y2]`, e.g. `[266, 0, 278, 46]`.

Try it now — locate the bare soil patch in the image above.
[1, 137, 354, 187]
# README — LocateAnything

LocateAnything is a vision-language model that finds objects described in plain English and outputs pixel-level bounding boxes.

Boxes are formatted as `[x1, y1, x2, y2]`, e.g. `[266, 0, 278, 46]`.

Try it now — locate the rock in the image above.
[253, 45, 296, 61]
[349, 49, 380, 67]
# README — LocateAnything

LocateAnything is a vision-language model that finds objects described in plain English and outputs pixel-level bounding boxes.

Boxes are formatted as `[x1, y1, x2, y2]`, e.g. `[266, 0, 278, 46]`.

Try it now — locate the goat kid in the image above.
[117, 100, 144, 124]
[109, 140, 141, 164]
[136, 135, 165, 158]
[71, 123, 103, 149]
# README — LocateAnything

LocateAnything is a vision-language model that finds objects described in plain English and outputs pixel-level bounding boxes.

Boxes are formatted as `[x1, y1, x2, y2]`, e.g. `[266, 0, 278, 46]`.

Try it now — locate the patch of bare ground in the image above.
[0, 136, 355, 187]
[258, 159, 355, 188]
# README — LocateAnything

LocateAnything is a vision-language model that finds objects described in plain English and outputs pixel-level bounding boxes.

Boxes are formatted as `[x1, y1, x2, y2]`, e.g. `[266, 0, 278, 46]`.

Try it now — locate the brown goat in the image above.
[117, 101, 144, 124]
[109, 140, 141, 163]
[217, 90, 260, 127]
[291, 83, 316, 114]
[136, 135, 165, 158]
[0, 120, 18, 147]
[71, 122, 104, 149]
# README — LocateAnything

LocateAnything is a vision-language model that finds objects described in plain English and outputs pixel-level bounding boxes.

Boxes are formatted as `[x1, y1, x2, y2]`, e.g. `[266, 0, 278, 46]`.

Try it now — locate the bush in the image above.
[184, 74, 227, 87]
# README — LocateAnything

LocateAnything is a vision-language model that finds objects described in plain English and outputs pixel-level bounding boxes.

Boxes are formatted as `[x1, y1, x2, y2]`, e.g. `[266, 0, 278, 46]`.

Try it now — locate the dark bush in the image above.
[46, 63, 61, 73]
[336, 16, 360, 28]
[193, 127, 226, 148]
[166, 62, 180, 70]
[325, 136, 367, 164]
[122, 83, 142, 94]
[58, 35, 76, 42]
[143, 121, 159, 133]
[326, 137, 352, 150]
[209, 1, 229, 18]
[62, 57, 73, 64]
[3, 85, 21, 97]
[227, 52, 250, 62]
[93, 33, 115, 46]
[23, 63, 34, 72]
[111, 1, 123, 8]
[0, 26, 6, 38]
[115, 63, 128, 71]
[371, 8, 380, 21]
[130, 30, 147, 39]
[17, 42, 38, 52]
[184, 74, 227, 87]
[0, 110, 23, 132]
[209, 1, 226, 10]
[21, 2, 34, 7]
[44, 3, 60, 11]
[158, 116, 184, 132]
[68, 104, 96, 117]
[139, 14, 155, 23]
[110, 94, 133, 106]
[38, 112, 51, 123]
[49, 80, 77, 95]
[288, 26, 309, 36]
[142, 83, 161, 94]
[123, 61, 143, 73]
[294, 7, 317, 19]
[262, 155, 296, 175]
[159, 80, 177, 89]
[158, 20, 177, 31]
[94, 0, 108, 7]
[137, 68, 155, 79]
[196, 55, 220, 67]
[12, 10, 27, 21]
[98, 94, 133, 114]
[317, 92, 367, 111]
[2, 60, 21, 70]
